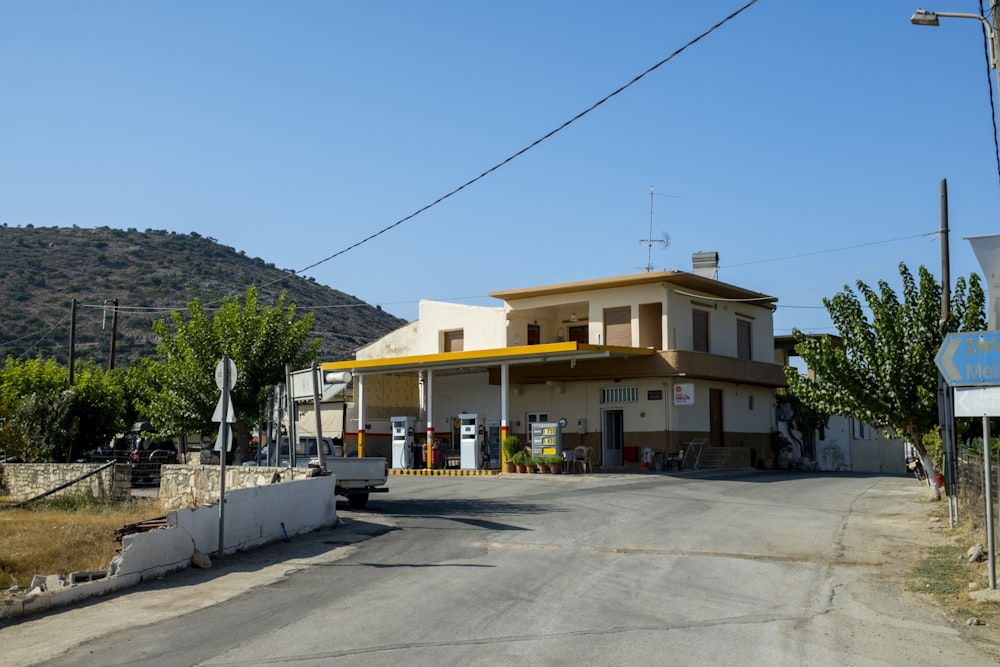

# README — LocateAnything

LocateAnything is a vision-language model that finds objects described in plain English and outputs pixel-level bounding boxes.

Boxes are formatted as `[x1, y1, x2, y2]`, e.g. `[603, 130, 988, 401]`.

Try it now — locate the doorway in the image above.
[602, 409, 624, 466]
[710, 389, 723, 444]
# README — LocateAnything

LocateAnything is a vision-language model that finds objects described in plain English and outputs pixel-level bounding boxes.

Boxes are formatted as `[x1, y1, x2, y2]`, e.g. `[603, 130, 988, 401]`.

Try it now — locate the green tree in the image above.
[141, 287, 319, 461]
[785, 264, 984, 499]
[0, 357, 125, 461]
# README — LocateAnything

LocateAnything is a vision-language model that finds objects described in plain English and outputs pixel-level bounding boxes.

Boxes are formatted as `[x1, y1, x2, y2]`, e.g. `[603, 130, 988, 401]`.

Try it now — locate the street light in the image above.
[911, 8, 999, 69]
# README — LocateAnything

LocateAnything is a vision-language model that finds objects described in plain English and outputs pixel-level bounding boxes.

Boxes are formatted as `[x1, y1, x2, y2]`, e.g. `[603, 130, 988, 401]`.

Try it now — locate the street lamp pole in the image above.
[911, 7, 1000, 99]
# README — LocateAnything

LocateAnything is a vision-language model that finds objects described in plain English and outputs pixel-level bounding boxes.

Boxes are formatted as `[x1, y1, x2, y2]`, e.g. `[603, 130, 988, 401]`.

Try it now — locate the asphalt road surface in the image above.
[4, 470, 999, 666]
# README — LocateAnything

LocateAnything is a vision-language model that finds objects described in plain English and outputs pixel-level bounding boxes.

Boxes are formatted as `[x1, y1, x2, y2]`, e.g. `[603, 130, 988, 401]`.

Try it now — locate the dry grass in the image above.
[0, 494, 163, 589]
[908, 509, 1000, 625]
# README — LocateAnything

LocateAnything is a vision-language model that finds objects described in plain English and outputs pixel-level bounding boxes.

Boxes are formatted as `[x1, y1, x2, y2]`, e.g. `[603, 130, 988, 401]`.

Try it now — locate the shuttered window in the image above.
[444, 330, 464, 352]
[604, 306, 631, 346]
[737, 319, 752, 360]
[693, 309, 710, 352]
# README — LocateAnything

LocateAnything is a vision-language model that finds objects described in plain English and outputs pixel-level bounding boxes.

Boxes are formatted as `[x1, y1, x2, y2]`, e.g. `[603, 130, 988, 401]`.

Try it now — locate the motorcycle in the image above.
[905, 456, 926, 481]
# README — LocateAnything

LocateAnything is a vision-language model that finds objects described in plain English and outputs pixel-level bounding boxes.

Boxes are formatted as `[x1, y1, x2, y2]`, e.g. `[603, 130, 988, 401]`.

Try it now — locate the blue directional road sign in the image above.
[936, 331, 1000, 386]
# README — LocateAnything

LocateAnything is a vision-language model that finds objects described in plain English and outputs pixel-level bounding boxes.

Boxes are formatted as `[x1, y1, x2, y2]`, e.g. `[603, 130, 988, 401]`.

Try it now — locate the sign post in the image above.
[213, 357, 237, 560]
[936, 331, 1000, 589]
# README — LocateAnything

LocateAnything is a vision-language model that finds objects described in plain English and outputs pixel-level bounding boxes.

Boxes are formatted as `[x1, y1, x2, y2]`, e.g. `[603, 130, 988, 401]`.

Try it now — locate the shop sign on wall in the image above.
[673, 383, 694, 406]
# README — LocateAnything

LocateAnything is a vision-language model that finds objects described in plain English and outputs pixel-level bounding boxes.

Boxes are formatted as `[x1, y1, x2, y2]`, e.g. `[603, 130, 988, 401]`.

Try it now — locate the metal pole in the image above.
[985, 416, 996, 589]
[425, 371, 434, 470]
[312, 360, 326, 470]
[273, 383, 284, 467]
[217, 358, 231, 561]
[285, 364, 297, 468]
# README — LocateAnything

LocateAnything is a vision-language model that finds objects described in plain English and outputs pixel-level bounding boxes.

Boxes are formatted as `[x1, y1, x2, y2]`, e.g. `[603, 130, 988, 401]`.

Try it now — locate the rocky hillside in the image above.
[0, 225, 407, 365]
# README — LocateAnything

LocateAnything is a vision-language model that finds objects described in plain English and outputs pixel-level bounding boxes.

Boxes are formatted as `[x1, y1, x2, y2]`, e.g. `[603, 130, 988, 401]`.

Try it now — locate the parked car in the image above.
[127, 423, 178, 485]
[256, 436, 343, 467]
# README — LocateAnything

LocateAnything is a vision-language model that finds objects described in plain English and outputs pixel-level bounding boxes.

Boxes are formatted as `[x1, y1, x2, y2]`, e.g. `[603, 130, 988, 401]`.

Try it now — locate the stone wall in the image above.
[158, 465, 321, 511]
[0, 463, 131, 503]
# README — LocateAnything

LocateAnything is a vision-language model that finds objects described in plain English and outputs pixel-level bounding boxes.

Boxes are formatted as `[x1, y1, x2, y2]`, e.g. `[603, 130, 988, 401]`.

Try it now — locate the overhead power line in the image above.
[286, 1, 761, 282]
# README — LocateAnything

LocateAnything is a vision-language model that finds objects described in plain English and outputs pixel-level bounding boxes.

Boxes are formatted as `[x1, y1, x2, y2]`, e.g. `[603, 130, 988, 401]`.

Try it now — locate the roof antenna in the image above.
[641, 185, 670, 272]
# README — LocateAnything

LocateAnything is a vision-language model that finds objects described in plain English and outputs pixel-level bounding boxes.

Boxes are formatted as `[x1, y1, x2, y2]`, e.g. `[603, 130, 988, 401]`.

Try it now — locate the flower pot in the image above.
[548, 463, 561, 474]
[516, 464, 527, 473]
[503, 461, 516, 473]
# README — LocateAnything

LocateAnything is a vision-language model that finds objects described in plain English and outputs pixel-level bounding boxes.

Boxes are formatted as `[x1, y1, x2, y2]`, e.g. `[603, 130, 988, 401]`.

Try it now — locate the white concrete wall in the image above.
[1, 475, 338, 621]
[357, 301, 506, 358]
[160, 475, 337, 557]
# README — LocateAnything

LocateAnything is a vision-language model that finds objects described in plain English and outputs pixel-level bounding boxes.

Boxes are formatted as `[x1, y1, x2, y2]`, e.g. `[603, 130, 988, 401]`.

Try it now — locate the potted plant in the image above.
[502, 435, 522, 473]
[523, 456, 536, 473]
[535, 457, 549, 474]
[542, 454, 562, 474]
[771, 430, 793, 469]
[511, 451, 528, 473]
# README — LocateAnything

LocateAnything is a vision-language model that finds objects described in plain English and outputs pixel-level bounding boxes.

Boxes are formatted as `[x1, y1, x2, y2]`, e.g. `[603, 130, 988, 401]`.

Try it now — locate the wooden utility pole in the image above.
[68, 298, 77, 386]
[938, 179, 957, 526]
[108, 298, 119, 371]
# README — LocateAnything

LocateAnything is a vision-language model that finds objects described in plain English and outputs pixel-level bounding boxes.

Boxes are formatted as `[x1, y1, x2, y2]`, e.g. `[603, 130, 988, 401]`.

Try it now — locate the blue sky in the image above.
[3, 1, 999, 336]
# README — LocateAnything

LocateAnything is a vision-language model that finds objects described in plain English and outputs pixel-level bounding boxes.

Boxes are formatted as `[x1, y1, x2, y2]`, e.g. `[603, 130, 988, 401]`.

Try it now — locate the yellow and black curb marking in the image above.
[389, 469, 500, 477]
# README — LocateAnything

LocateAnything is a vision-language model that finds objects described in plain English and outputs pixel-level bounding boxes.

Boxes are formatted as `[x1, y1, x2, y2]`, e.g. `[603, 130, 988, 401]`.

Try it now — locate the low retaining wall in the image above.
[159, 465, 320, 511]
[0, 463, 131, 502]
[1, 474, 338, 620]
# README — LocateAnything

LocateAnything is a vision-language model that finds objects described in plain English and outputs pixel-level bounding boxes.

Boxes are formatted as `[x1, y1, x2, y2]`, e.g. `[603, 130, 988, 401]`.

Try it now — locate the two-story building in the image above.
[315, 256, 788, 470]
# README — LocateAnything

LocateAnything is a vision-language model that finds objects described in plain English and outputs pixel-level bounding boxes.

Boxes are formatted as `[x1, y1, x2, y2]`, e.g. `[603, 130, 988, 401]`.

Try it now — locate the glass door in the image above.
[602, 409, 624, 466]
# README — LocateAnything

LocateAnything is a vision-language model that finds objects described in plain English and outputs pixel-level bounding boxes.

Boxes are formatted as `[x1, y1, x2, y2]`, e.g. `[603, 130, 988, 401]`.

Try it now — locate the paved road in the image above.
[4, 471, 999, 666]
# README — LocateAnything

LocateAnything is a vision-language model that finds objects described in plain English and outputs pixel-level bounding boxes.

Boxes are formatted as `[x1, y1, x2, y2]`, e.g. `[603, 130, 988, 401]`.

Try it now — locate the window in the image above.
[444, 330, 464, 352]
[693, 309, 710, 352]
[600, 386, 638, 403]
[737, 319, 752, 360]
[604, 306, 632, 346]
[852, 419, 870, 440]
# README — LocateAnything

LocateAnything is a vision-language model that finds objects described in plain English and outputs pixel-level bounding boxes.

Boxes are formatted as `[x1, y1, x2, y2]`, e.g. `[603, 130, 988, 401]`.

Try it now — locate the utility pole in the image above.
[68, 298, 77, 386]
[107, 298, 118, 371]
[937, 179, 957, 526]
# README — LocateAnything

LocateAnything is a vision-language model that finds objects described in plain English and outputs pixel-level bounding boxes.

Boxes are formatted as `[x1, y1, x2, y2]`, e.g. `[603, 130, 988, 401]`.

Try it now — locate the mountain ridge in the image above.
[0, 225, 407, 366]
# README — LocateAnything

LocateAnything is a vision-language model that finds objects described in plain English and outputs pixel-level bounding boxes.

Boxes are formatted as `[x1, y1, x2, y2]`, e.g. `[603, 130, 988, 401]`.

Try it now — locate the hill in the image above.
[0, 225, 407, 366]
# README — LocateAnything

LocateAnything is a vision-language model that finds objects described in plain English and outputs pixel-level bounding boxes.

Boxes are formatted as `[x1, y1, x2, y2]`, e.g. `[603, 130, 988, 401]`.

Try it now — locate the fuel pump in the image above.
[390, 416, 417, 469]
[459, 413, 485, 470]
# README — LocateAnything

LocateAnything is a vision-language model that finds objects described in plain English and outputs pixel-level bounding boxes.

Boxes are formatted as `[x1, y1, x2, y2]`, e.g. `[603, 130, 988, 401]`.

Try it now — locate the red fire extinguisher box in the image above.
[623, 446, 639, 462]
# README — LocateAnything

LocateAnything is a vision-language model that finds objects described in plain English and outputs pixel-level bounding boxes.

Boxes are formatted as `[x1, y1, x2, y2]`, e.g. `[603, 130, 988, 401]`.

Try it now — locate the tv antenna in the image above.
[641, 185, 672, 272]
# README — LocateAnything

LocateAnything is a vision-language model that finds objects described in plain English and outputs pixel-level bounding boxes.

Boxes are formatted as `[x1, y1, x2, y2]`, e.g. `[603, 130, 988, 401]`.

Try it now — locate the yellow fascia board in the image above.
[320, 342, 652, 373]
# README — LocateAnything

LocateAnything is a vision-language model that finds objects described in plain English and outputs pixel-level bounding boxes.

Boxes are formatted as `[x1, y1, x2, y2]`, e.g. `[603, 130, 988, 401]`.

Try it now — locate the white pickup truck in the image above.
[257, 437, 389, 509]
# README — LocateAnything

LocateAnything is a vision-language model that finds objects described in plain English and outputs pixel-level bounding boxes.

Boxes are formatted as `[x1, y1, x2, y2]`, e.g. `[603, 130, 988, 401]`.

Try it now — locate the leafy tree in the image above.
[140, 287, 319, 461]
[0, 357, 125, 461]
[785, 264, 984, 499]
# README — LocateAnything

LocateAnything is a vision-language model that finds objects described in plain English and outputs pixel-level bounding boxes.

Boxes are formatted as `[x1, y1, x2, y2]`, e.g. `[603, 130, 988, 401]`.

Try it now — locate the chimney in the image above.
[692, 251, 719, 279]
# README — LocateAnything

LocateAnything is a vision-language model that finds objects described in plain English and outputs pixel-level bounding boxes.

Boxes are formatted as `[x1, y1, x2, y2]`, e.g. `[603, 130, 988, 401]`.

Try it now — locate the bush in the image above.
[502, 435, 522, 460]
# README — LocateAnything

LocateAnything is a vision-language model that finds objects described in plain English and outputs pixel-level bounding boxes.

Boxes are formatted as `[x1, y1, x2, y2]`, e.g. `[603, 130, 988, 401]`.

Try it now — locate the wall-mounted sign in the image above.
[647, 390, 663, 401]
[673, 383, 694, 406]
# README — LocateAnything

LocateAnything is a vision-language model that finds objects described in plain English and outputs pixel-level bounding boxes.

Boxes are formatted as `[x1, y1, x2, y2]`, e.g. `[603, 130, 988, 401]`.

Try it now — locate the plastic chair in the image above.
[574, 446, 592, 473]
